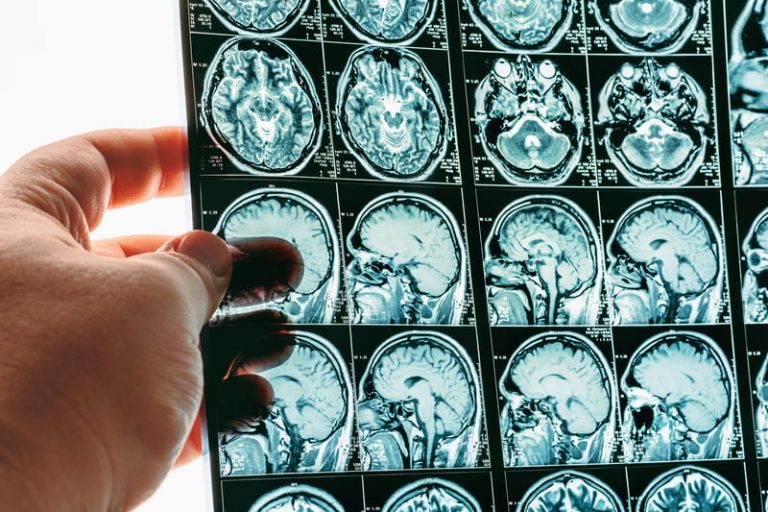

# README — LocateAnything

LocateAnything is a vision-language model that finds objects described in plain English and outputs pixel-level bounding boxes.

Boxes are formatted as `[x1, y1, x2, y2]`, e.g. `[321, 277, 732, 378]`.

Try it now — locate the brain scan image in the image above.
[212, 188, 340, 324]
[346, 192, 467, 324]
[219, 331, 354, 475]
[597, 58, 711, 187]
[327, 0, 438, 44]
[755, 354, 768, 456]
[357, 331, 482, 470]
[202, 38, 323, 176]
[336, 47, 450, 182]
[589, 0, 705, 54]
[606, 196, 723, 325]
[381, 478, 482, 512]
[204, 0, 312, 35]
[516, 471, 626, 512]
[465, 0, 576, 51]
[621, 331, 736, 463]
[484, 195, 603, 326]
[474, 56, 586, 186]
[499, 332, 617, 467]
[247, 484, 344, 512]
[741, 207, 768, 323]
[636, 466, 745, 512]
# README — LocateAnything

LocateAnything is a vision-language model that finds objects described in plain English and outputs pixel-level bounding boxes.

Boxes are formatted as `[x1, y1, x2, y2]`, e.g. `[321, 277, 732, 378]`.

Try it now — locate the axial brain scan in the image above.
[204, 0, 312, 35]
[742, 207, 768, 323]
[465, 0, 575, 51]
[499, 332, 617, 467]
[336, 46, 450, 181]
[636, 466, 745, 512]
[346, 192, 467, 324]
[357, 331, 482, 470]
[754, 354, 768, 456]
[621, 332, 735, 463]
[517, 471, 626, 512]
[219, 331, 354, 475]
[589, 0, 705, 54]
[484, 195, 602, 326]
[202, 38, 323, 176]
[381, 479, 482, 512]
[327, 0, 438, 44]
[248, 484, 345, 512]
[606, 196, 723, 325]
[475, 56, 585, 186]
[212, 188, 340, 324]
[597, 58, 711, 187]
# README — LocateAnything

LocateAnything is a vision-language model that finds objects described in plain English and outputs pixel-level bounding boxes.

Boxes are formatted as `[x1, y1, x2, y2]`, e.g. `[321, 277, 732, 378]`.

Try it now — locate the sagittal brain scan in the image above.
[336, 46, 450, 182]
[742, 207, 768, 322]
[247, 484, 344, 512]
[381, 479, 482, 512]
[606, 196, 723, 325]
[621, 332, 736, 463]
[346, 192, 467, 324]
[637, 466, 745, 512]
[357, 331, 482, 470]
[517, 471, 626, 512]
[499, 332, 617, 467]
[755, 354, 768, 456]
[465, 0, 575, 51]
[219, 331, 354, 475]
[589, 0, 705, 54]
[474, 56, 586, 186]
[204, 0, 312, 35]
[597, 58, 711, 187]
[327, 0, 438, 44]
[212, 188, 340, 324]
[202, 38, 323, 176]
[484, 196, 602, 326]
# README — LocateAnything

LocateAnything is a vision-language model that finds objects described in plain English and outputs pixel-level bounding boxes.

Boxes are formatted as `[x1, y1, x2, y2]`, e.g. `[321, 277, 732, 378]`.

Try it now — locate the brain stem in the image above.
[409, 378, 437, 466]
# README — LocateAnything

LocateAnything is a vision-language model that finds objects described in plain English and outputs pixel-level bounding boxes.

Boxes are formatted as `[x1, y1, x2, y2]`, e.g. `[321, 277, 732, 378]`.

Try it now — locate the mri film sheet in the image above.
[222, 475, 364, 512]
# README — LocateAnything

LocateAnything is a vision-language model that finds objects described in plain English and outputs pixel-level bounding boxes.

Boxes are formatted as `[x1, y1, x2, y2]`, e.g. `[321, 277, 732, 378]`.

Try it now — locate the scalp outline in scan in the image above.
[326, 0, 439, 45]
[635, 465, 745, 512]
[741, 206, 768, 323]
[381, 478, 482, 512]
[754, 352, 768, 456]
[516, 470, 626, 512]
[203, 0, 313, 35]
[247, 484, 345, 512]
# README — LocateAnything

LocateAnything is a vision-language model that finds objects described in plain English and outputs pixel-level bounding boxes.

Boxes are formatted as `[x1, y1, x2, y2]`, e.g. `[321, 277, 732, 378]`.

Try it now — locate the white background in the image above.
[0, 1, 209, 510]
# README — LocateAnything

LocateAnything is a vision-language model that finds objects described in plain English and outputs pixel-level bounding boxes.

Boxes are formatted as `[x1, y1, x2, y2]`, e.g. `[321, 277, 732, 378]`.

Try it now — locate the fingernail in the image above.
[174, 231, 232, 279]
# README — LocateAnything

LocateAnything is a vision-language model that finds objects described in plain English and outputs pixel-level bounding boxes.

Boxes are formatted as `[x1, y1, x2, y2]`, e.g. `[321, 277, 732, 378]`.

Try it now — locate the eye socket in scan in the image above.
[327, 0, 439, 45]
[248, 484, 345, 512]
[741, 207, 768, 323]
[516, 471, 626, 512]
[203, 0, 313, 35]
[381, 478, 482, 512]
[636, 466, 745, 512]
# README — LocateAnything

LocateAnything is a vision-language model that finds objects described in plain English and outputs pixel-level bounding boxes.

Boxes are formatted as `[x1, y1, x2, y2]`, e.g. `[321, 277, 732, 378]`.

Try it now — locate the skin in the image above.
[0, 127, 301, 511]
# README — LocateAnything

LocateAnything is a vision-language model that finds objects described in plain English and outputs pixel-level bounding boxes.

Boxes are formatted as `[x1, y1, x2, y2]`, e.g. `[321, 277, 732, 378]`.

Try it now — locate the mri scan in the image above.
[597, 58, 711, 187]
[212, 188, 340, 324]
[219, 331, 354, 475]
[730, 0, 768, 185]
[484, 195, 602, 326]
[499, 332, 617, 467]
[357, 331, 482, 470]
[742, 207, 768, 323]
[247, 484, 344, 512]
[474, 56, 586, 186]
[606, 196, 723, 325]
[336, 46, 450, 182]
[346, 192, 467, 324]
[621, 331, 736, 463]
[755, 354, 768, 456]
[589, 0, 705, 54]
[465, 0, 576, 51]
[202, 38, 323, 176]
[381, 479, 482, 512]
[327, 0, 438, 44]
[636, 466, 745, 512]
[203, 0, 312, 35]
[516, 471, 626, 512]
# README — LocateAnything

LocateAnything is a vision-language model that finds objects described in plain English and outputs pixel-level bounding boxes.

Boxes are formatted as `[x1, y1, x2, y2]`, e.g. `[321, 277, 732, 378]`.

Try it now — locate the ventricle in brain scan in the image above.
[346, 192, 467, 324]
[203, 0, 312, 35]
[621, 331, 735, 463]
[636, 466, 745, 512]
[327, 0, 438, 44]
[742, 207, 768, 323]
[606, 196, 723, 325]
[218, 331, 354, 475]
[357, 331, 482, 470]
[499, 332, 617, 467]
[474, 56, 585, 186]
[248, 484, 345, 512]
[597, 58, 711, 187]
[202, 38, 323, 176]
[336, 46, 450, 181]
[754, 354, 768, 456]
[589, 0, 705, 54]
[381, 479, 482, 512]
[517, 471, 626, 512]
[484, 195, 602, 326]
[212, 188, 340, 324]
[465, 0, 575, 51]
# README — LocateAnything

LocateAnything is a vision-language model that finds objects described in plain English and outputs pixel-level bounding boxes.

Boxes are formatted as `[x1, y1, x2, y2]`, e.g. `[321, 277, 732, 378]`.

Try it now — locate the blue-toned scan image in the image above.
[516, 471, 626, 512]
[381, 478, 482, 512]
[636, 466, 745, 512]
[203, 0, 313, 35]
[202, 38, 323, 176]
[742, 206, 768, 323]
[247, 484, 344, 512]
[756, 353, 768, 457]
[327, 0, 439, 44]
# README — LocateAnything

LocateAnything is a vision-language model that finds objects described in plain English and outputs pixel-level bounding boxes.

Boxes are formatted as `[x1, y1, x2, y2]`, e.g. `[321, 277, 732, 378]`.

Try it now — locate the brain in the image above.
[597, 58, 710, 186]
[381, 479, 482, 512]
[517, 472, 625, 512]
[328, 0, 438, 44]
[205, 0, 311, 34]
[475, 56, 585, 185]
[638, 466, 745, 512]
[203, 38, 322, 175]
[249, 485, 344, 512]
[336, 46, 449, 181]
[590, 0, 703, 53]
[466, 0, 574, 51]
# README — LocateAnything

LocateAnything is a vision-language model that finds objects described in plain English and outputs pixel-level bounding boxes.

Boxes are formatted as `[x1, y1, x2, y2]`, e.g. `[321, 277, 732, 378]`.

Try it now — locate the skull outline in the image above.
[741, 206, 768, 323]
[203, 0, 314, 36]
[326, 0, 440, 45]
[754, 352, 768, 456]
[516, 470, 626, 512]
[381, 478, 482, 512]
[247, 484, 345, 512]
[636, 465, 745, 512]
